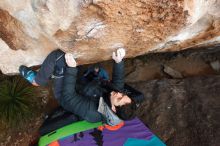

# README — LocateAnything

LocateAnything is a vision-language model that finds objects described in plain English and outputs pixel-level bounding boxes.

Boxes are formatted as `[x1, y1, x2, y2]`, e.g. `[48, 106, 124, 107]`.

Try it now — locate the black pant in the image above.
[35, 49, 66, 103]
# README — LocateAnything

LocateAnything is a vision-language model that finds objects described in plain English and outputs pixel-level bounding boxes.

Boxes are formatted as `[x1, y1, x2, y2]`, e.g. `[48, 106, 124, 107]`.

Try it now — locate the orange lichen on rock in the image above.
[97, 0, 186, 42]
[0, 9, 25, 50]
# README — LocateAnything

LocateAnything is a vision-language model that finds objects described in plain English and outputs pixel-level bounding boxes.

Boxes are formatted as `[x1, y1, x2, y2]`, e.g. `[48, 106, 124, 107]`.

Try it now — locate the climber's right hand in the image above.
[112, 48, 126, 63]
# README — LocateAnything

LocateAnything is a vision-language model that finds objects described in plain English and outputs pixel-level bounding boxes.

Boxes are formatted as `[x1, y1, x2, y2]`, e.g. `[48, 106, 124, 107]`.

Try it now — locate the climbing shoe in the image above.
[19, 65, 37, 84]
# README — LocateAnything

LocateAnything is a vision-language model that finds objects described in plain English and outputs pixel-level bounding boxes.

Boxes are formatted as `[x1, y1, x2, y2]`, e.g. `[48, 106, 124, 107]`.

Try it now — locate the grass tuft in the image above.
[0, 76, 38, 128]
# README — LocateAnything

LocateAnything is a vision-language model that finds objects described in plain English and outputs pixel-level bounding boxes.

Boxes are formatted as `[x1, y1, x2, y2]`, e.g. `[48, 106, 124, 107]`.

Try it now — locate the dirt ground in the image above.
[0, 46, 219, 146]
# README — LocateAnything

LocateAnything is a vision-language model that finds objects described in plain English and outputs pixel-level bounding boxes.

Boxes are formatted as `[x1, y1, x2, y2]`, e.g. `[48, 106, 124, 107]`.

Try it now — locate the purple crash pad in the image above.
[56, 118, 164, 146]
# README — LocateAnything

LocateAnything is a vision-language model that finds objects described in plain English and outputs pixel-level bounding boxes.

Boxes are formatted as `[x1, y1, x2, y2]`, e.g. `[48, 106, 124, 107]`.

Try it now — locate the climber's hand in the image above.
[65, 53, 77, 67]
[112, 48, 126, 63]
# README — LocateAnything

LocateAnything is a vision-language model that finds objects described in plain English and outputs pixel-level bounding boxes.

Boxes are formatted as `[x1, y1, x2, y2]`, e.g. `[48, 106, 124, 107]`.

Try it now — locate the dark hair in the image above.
[102, 83, 137, 120]
[115, 98, 136, 120]
[93, 63, 101, 69]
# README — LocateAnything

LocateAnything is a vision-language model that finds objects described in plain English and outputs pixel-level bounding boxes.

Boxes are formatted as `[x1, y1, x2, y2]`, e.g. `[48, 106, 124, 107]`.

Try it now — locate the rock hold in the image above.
[162, 65, 183, 79]
[210, 60, 220, 73]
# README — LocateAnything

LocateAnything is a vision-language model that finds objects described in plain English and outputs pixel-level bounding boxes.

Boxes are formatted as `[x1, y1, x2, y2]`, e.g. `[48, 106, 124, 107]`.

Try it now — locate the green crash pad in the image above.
[38, 120, 102, 146]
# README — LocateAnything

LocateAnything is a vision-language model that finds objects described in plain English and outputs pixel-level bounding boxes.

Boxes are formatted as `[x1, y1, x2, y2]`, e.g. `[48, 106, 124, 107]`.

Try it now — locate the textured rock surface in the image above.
[0, 0, 219, 73]
[96, 46, 220, 82]
[134, 75, 220, 146]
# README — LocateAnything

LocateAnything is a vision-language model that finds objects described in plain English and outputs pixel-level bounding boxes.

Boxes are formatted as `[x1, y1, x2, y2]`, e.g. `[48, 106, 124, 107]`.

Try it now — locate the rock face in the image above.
[0, 0, 219, 74]
[133, 75, 220, 146]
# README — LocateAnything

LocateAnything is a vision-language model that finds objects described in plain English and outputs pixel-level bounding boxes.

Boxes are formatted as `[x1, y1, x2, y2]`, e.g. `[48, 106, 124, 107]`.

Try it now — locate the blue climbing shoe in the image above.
[19, 65, 37, 84]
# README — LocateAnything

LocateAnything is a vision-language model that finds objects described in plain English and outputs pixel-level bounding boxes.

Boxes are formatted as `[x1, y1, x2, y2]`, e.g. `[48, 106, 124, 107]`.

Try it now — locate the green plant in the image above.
[0, 76, 37, 128]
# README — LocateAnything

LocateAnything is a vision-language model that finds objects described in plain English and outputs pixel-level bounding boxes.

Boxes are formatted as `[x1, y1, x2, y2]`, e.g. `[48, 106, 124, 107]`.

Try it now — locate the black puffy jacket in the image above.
[60, 61, 124, 122]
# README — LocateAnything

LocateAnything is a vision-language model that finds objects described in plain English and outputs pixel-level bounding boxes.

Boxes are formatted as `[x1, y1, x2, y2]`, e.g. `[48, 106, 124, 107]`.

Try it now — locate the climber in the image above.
[82, 64, 109, 83]
[19, 48, 136, 125]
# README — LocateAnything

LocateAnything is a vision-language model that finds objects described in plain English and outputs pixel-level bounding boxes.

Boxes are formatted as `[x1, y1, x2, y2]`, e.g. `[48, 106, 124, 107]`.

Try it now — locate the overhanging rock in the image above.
[0, 0, 219, 74]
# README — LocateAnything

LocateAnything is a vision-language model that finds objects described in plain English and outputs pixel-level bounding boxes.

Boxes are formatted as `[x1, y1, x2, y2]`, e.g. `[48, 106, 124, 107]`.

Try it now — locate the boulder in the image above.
[0, 0, 219, 73]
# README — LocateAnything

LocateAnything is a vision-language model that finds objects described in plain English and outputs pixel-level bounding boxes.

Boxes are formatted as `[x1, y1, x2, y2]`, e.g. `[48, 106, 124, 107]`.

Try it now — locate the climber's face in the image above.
[110, 91, 131, 107]
[94, 67, 99, 73]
